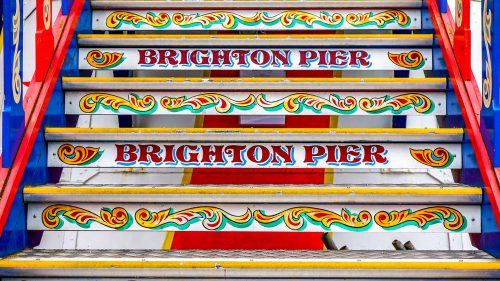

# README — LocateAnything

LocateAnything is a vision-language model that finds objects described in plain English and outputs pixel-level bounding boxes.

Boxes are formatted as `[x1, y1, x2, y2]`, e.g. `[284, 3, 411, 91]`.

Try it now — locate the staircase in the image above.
[1, 0, 500, 279]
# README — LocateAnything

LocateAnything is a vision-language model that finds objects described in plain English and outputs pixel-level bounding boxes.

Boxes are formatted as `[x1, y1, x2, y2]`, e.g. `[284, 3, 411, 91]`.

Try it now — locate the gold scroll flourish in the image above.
[359, 93, 434, 114]
[12, 0, 21, 103]
[86, 50, 125, 69]
[374, 206, 467, 231]
[57, 144, 102, 166]
[160, 93, 256, 113]
[346, 10, 410, 28]
[135, 206, 253, 230]
[79, 93, 156, 114]
[254, 207, 372, 231]
[106, 11, 171, 29]
[409, 147, 454, 168]
[483, 0, 492, 108]
[42, 205, 130, 230]
[256, 93, 357, 114]
[388, 51, 425, 70]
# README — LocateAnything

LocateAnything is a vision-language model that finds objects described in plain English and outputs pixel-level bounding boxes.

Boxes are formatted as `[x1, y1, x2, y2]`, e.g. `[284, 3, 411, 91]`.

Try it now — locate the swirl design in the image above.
[106, 10, 410, 30]
[388, 51, 425, 70]
[107, 11, 171, 29]
[135, 206, 253, 230]
[483, 0, 492, 108]
[42, 205, 131, 230]
[161, 93, 256, 113]
[12, 0, 21, 104]
[86, 50, 125, 69]
[374, 207, 466, 232]
[257, 93, 357, 114]
[57, 144, 103, 166]
[359, 93, 434, 114]
[346, 10, 410, 28]
[80, 93, 157, 114]
[254, 207, 372, 231]
[409, 147, 454, 168]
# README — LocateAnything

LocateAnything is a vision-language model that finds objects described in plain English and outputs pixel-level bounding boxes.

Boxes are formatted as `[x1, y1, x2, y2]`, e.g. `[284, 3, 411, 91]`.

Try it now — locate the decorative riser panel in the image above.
[28, 203, 479, 233]
[79, 48, 432, 71]
[92, 9, 421, 31]
[48, 142, 461, 169]
[65, 91, 446, 116]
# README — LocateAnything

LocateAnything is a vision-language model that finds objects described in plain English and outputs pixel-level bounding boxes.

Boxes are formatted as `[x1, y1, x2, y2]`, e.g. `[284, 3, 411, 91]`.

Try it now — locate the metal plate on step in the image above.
[78, 47, 432, 71]
[27, 203, 480, 232]
[92, 9, 421, 31]
[46, 142, 462, 169]
[65, 91, 446, 116]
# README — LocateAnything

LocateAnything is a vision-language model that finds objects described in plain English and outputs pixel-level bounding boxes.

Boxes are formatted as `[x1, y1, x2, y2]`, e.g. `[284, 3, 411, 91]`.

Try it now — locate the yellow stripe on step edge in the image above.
[62, 77, 447, 83]
[22, 186, 482, 195]
[77, 34, 434, 40]
[0, 260, 499, 270]
[44, 127, 464, 134]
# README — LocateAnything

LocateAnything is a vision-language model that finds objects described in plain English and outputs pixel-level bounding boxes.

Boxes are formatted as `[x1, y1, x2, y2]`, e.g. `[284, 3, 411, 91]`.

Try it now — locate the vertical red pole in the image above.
[35, 0, 54, 81]
[453, 0, 471, 80]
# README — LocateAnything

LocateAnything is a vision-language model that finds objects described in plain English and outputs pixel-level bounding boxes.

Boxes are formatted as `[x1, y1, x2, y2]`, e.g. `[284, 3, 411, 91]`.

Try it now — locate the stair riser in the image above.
[65, 91, 446, 116]
[93, 9, 421, 31]
[79, 48, 432, 71]
[47, 142, 461, 169]
[28, 203, 479, 233]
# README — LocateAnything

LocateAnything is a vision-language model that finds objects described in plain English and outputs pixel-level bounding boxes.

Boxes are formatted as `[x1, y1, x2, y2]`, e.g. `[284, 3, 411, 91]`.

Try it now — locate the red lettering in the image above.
[329, 50, 348, 67]
[211, 50, 232, 65]
[317, 50, 329, 66]
[176, 145, 199, 163]
[190, 50, 210, 65]
[247, 145, 271, 164]
[271, 50, 291, 66]
[179, 49, 190, 65]
[349, 50, 370, 67]
[201, 145, 225, 163]
[158, 49, 178, 65]
[138, 49, 157, 65]
[362, 145, 388, 164]
[299, 50, 318, 66]
[115, 144, 138, 162]
[271, 145, 294, 164]
[338, 145, 361, 163]
[326, 145, 338, 163]
[225, 145, 247, 163]
[250, 50, 271, 66]
[231, 50, 250, 65]
[304, 145, 326, 163]
[163, 145, 176, 163]
[138, 144, 162, 163]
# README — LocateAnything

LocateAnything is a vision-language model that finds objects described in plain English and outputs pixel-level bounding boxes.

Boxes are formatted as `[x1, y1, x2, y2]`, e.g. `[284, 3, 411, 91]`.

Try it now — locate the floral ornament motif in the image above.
[359, 93, 434, 114]
[346, 10, 410, 28]
[79, 93, 157, 114]
[42, 205, 131, 230]
[135, 206, 253, 230]
[86, 50, 125, 69]
[160, 93, 256, 113]
[254, 207, 372, 231]
[57, 144, 103, 166]
[388, 51, 425, 70]
[106, 11, 171, 29]
[172, 11, 344, 29]
[256, 93, 357, 114]
[374, 206, 466, 232]
[483, 0, 492, 108]
[409, 147, 454, 168]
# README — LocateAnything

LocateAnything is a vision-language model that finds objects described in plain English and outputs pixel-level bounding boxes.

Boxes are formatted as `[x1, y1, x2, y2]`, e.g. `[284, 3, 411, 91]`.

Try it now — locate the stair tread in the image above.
[77, 33, 433, 47]
[1, 249, 498, 278]
[91, 0, 423, 9]
[62, 77, 447, 91]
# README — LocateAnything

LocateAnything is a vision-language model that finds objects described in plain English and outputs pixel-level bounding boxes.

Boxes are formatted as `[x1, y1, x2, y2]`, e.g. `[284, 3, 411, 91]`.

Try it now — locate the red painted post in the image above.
[453, 0, 471, 80]
[35, 0, 54, 81]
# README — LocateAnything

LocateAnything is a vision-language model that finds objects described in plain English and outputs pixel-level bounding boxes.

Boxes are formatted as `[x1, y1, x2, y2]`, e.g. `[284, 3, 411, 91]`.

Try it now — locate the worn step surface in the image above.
[63, 77, 446, 116]
[45, 128, 462, 169]
[25, 184, 481, 233]
[0, 249, 498, 279]
[78, 34, 432, 71]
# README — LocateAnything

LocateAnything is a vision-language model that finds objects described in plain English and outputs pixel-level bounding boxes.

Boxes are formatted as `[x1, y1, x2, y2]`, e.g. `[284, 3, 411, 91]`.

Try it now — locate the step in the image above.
[63, 77, 446, 116]
[78, 34, 433, 71]
[93, 8, 421, 31]
[1, 249, 498, 279]
[45, 128, 462, 169]
[25, 184, 480, 233]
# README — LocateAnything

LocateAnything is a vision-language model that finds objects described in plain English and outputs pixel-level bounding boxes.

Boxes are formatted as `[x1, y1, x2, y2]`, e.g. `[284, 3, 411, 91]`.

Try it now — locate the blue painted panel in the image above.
[62, 0, 75, 16]
[481, 0, 500, 167]
[1, 0, 24, 167]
